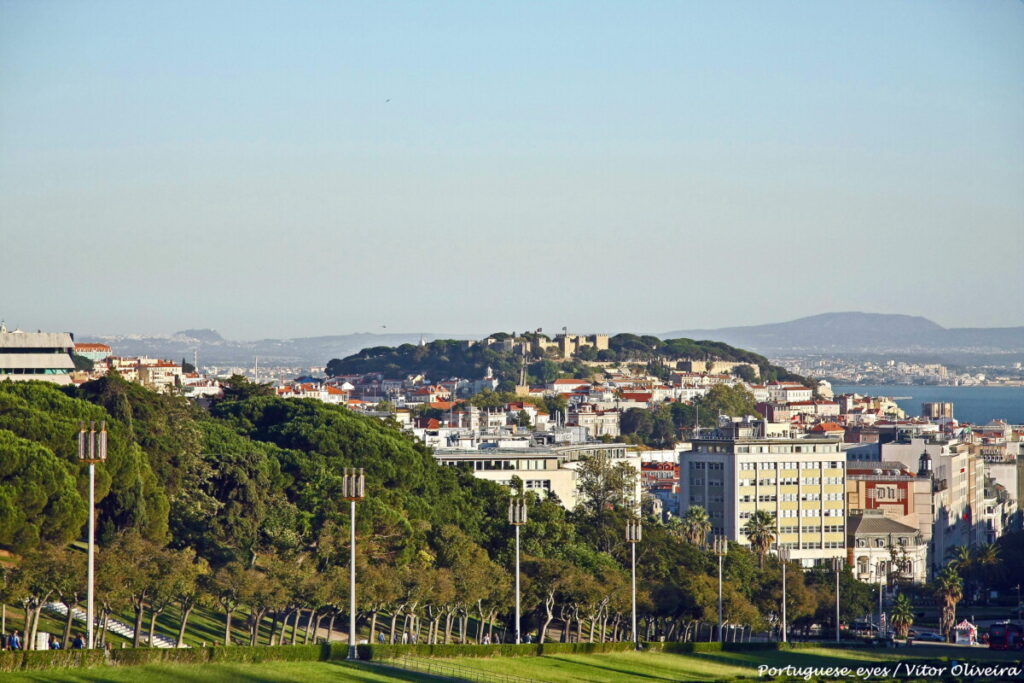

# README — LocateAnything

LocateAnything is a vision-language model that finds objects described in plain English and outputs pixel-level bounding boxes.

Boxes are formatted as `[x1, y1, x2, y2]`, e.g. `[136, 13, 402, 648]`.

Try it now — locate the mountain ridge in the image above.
[661, 312, 1024, 355]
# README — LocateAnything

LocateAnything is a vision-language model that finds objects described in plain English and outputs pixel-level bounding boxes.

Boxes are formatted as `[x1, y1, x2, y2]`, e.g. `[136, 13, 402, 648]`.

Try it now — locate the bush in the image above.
[0, 649, 106, 672]
[209, 643, 327, 663]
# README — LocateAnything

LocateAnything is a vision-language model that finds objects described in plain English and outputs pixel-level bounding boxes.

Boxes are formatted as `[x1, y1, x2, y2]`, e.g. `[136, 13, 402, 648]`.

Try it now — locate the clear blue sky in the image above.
[2, 1, 1022, 339]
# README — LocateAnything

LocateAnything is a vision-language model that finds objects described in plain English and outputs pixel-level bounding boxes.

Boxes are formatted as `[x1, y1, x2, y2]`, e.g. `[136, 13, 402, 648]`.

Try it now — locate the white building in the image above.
[0, 327, 76, 385]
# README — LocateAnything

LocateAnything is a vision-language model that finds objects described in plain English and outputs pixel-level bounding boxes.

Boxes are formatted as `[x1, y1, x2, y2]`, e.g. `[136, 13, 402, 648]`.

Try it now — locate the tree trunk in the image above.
[148, 609, 160, 647]
[224, 609, 233, 646]
[289, 609, 300, 645]
[178, 604, 195, 647]
[303, 609, 315, 644]
[268, 612, 279, 647]
[443, 612, 453, 644]
[369, 611, 378, 644]
[389, 611, 399, 643]
[327, 612, 337, 642]
[133, 605, 145, 647]
[62, 601, 76, 646]
[99, 607, 110, 647]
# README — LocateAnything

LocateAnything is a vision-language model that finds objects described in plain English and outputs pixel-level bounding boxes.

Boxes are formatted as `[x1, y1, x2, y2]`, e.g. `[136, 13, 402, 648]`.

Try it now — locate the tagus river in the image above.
[831, 384, 1024, 425]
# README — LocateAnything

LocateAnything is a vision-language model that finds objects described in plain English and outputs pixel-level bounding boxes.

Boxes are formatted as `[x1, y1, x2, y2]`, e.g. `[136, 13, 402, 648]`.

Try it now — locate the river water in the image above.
[830, 384, 1023, 425]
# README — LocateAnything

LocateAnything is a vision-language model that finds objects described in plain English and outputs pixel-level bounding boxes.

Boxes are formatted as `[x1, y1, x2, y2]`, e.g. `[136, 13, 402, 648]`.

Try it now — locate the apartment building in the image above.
[678, 421, 846, 567]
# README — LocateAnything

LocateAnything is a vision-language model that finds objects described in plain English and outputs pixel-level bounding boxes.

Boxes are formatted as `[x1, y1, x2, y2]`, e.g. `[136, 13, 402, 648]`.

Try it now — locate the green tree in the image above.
[743, 511, 777, 569]
[0, 430, 86, 553]
[575, 454, 638, 516]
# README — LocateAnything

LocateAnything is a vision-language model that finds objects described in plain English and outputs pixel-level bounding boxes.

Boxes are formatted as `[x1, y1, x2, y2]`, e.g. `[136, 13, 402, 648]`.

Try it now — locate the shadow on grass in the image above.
[542, 654, 688, 681]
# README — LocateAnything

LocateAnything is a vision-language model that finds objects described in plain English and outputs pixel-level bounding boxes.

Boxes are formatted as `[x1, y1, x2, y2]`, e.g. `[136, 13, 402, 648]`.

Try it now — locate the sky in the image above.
[2, 1, 1022, 340]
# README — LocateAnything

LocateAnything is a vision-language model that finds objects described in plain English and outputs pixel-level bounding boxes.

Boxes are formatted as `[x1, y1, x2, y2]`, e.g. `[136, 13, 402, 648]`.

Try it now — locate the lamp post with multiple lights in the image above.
[777, 545, 790, 643]
[509, 496, 528, 644]
[78, 421, 107, 649]
[626, 517, 642, 647]
[342, 468, 365, 659]
[712, 535, 728, 642]
[832, 557, 844, 643]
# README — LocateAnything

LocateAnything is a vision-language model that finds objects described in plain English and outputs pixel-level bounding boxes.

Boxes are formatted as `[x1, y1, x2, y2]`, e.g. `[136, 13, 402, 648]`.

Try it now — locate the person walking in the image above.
[9, 631, 22, 651]
[71, 633, 85, 649]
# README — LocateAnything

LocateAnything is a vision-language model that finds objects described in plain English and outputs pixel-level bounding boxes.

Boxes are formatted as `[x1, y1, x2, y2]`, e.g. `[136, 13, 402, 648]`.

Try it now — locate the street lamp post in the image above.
[509, 496, 528, 644]
[626, 518, 642, 648]
[832, 557, 843, 643]
[78, 421, 107, 650]
[342, 468, 365, 660]
[777, 545, 790, 644]
[877, 562, 885, 637]
[712, 535, 728, 642]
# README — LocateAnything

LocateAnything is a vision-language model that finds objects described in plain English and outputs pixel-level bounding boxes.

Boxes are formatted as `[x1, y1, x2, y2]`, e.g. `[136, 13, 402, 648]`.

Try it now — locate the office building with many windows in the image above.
[678, 421, 846, 567]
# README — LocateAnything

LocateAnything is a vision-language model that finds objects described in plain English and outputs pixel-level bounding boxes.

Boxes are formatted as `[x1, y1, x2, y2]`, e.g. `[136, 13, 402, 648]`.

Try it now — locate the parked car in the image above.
[914, 632, 945, 642]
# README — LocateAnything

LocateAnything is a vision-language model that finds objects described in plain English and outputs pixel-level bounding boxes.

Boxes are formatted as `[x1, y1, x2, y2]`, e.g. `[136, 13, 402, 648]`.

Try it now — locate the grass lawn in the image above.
[436, 644, 1024, 682]
[0, 660, 432, 683]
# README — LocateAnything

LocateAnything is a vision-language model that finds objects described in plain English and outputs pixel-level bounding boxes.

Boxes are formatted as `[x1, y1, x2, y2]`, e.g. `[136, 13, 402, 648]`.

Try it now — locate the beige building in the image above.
[679, 422, 846, 567]
[531, 333, 609, 360]
[435, 443, 639, 510]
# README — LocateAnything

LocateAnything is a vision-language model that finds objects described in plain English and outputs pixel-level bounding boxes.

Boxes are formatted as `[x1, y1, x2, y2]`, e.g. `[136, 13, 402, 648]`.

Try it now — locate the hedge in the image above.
[0, 643, 332, 672]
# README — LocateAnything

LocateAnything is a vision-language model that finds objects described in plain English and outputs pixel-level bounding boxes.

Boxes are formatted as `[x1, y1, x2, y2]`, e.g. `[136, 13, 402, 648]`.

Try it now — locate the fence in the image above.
[377, 654, 546, 683]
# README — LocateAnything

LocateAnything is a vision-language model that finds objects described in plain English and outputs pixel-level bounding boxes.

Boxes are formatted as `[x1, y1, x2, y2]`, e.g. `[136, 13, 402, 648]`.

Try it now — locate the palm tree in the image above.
[743, 510, 777, 569]
[947, 545, 972, 572]
[973, 543, 1000, 601]
[679, 506, 712, 547]
[934, 565, 963, 642]
[890, 592, 914, 638]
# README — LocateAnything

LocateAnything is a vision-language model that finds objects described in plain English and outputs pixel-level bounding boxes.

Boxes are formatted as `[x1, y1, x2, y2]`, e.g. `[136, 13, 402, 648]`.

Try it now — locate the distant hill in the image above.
[77, 330, 476, 369]
[662, 312, 1024, 357]
[326, 333, 807, 386]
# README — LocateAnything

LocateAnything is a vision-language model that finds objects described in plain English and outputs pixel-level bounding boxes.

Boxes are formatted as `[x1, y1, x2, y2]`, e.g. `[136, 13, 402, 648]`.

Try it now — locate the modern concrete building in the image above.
[0, 327, 76, 385]
[678, 420, 846, 567]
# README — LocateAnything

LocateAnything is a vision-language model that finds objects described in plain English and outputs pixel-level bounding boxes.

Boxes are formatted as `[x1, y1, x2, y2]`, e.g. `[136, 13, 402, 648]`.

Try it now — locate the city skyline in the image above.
[2, 1, 1023, 339]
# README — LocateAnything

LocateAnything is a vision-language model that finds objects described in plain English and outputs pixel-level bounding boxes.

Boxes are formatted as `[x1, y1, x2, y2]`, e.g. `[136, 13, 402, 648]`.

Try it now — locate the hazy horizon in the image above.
[3, 1, 1022, 338]
[47, 310, 1024, 342]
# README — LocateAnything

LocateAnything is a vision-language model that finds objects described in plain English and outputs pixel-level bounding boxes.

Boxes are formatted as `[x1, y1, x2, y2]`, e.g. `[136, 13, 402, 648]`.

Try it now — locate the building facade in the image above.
[678, 422, 846, 567]
[0, 328, 76, 385]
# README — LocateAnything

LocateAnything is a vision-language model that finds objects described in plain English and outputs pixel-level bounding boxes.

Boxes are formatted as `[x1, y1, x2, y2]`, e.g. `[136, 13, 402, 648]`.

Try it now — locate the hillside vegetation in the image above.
[326, 333, 806, 386]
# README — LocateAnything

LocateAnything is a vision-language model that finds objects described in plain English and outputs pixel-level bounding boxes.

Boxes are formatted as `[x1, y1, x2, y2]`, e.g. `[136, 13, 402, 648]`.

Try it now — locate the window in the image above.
[875, 539, 884, 547]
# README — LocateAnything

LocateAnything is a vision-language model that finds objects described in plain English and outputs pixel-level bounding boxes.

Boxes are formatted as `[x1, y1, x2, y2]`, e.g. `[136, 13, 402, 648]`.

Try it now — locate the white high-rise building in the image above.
[678, 421, 846, 567]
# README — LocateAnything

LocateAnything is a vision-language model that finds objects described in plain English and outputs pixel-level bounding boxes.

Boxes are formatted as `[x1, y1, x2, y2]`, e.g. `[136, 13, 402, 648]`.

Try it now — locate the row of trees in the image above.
[10, 376, 1017, 652]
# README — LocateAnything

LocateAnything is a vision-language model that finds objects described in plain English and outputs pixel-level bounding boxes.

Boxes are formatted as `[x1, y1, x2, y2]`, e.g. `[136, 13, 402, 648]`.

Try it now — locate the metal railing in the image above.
[379, 654, 546, 683]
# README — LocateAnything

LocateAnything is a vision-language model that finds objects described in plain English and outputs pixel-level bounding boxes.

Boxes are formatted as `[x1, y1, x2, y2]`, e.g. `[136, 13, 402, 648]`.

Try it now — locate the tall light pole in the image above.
[342, 468, 365, 660]
[877, 562, 885, 636]
[626, 518, 642, 648]
[777, 545, 790, 643]
[509, 496, 528, 644]
[832, 557, 843, 643]
[712, 535, 728, 642]
[78, 421, 107, 650]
